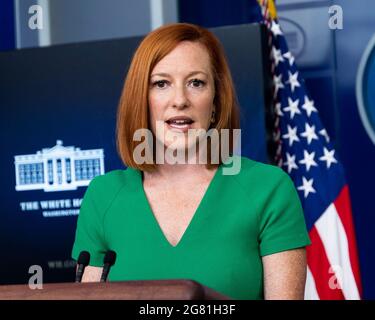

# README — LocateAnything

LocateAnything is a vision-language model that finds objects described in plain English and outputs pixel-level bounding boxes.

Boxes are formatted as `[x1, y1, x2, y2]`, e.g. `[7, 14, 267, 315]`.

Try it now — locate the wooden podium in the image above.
[0, 280, 230, 300]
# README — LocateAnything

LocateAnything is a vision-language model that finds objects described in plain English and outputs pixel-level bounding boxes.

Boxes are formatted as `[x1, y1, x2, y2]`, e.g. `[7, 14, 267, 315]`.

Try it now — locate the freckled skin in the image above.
[262, 248, 307, 299]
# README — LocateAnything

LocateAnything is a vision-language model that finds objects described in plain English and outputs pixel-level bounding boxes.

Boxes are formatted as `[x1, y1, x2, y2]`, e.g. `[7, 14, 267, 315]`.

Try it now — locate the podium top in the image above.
[0, 280, 231, 300]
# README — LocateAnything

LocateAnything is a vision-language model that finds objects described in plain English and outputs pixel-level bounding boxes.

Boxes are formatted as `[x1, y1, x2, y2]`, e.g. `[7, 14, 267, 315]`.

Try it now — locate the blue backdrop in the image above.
[0, 0, 15, 51]
[0, 23, 269, 285]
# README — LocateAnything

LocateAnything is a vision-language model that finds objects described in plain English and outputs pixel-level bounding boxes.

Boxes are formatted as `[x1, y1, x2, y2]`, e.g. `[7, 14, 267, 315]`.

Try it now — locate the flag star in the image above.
[319, 147, 338, 169]
[275, 102, 284, 116]
[283, 51, 295, 66]
[273, 74, 284, 96]
[319, 129, 330, 143]
[286, 71, 301, 92]
[299, 150, 318, 172]
[297, 177, 316, 198]
[302, 96, 317, 117]
[284, 152, 298, 173]
[282, 125, 300, 146]
[300, 123, 319, 145]
[271, 20, 283, 37]
[272, 46, 285, 66]
[283, 97, 301, 119]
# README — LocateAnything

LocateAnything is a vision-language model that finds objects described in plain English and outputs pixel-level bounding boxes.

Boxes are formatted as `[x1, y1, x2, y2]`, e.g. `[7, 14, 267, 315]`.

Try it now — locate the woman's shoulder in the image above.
[85, 167, 138, 196]
[225, 157, 300, 208]
[81, 168, 139, 213]
[232, 156, 288, 179]
[229, 156, 292, 189]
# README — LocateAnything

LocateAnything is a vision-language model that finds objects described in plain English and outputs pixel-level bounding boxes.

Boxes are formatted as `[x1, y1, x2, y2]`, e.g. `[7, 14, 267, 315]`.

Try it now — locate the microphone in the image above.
[100, 250, 117, 282]
[75, 251, 90, 283]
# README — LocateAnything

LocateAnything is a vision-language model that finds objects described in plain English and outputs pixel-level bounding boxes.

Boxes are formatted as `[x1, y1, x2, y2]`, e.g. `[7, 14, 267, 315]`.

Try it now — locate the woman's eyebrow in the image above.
[150, 71, 208, 78]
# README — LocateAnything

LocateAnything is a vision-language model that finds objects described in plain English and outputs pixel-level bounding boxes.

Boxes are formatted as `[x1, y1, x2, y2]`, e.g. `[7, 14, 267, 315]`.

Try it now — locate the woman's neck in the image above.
[143, 163, 218, 184]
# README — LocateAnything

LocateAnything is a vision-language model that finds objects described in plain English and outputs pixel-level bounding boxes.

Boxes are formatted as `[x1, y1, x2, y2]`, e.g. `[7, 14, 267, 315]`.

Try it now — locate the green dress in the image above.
[72, 156, 310, 300]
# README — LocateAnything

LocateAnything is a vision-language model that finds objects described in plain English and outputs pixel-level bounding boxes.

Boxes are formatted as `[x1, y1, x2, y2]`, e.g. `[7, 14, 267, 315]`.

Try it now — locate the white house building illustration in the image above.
[14, 140, 105, 192]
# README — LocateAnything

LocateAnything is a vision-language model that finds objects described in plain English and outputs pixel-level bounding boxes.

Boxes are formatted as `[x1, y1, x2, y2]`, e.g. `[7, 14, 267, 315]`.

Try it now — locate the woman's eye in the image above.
[153, 80, 168, 88]
[190, 79, 205, 88]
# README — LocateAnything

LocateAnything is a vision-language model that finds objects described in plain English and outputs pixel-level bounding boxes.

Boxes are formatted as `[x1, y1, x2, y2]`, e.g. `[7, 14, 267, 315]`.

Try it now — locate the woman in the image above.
[72, 23, 310, 300]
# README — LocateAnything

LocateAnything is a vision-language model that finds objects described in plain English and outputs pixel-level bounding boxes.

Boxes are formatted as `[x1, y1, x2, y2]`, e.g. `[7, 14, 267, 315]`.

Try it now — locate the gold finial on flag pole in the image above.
[257, 0, 277, 20]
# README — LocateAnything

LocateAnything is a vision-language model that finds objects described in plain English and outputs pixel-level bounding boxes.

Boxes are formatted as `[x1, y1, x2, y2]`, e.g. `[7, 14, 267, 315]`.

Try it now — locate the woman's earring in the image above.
[210, 110, 216, 123]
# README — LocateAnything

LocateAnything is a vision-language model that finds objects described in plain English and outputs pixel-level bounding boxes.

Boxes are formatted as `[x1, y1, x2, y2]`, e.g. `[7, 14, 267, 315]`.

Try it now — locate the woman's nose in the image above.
[172, 85, 190, 109]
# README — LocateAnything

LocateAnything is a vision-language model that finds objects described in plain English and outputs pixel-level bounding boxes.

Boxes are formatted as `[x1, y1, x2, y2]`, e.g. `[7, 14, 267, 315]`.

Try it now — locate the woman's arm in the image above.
[262, 248, 307, 300]
[80, 266, 103, 282]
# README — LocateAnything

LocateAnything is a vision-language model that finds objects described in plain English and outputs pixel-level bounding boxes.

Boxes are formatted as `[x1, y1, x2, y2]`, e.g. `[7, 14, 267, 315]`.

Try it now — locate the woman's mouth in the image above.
[165, 116, 194, 132]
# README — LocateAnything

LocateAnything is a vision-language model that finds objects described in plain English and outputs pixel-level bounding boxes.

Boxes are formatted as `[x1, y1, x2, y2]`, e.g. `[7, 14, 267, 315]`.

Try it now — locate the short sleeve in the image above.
[258, 171, 311, 257]
[71, 179, 107, 266]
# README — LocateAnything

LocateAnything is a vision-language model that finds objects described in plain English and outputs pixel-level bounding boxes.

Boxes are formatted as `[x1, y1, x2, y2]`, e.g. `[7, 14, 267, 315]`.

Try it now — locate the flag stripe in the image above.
[305, 266, 320, 300]
[334, 185, 363, 296]
[315, 203, 360, 299]
[307, 226, 345, 299]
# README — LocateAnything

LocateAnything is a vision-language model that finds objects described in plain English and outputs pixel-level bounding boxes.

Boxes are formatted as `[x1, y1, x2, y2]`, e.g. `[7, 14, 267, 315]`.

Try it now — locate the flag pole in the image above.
[258, 0, 283, 166]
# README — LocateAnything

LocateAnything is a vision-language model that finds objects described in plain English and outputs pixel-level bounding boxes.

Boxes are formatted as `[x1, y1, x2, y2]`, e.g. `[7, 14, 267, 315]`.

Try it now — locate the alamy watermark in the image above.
[328, 265, 343, 290]
[328, 5, 343, 30]
[132, 121, 241, 175]
[28, 5, 43, 30]
[28, 265, 43, 289]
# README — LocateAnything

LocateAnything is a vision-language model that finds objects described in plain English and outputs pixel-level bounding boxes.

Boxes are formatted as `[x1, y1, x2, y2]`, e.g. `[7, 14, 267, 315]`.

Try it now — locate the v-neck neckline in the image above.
[134, 165, 222, 249]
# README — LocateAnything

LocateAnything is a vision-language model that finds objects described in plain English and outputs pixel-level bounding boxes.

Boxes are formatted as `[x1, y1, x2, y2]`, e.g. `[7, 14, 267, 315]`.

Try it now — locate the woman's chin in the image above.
[163, 139, 191, 152]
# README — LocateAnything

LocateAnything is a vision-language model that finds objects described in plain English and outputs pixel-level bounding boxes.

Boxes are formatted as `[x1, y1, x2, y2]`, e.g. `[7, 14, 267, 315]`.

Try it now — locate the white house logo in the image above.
[356, 34, 375, 145]
[14, 140, 105, 192]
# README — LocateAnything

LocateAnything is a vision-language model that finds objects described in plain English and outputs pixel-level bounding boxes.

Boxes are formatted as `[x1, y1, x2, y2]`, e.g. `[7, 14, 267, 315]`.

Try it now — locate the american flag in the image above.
[258, 0, 362, 299]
